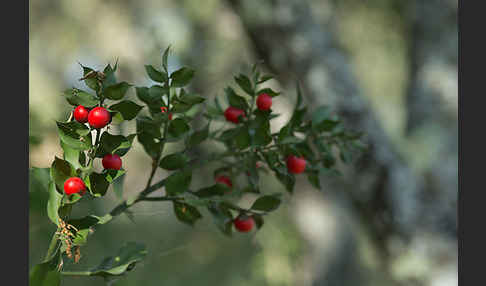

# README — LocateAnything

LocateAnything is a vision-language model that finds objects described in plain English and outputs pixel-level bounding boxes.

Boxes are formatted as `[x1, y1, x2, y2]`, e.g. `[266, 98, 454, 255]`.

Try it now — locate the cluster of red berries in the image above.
[221, 93, 306, 232]
[224, 93, 272, 124]
[212, 175, 254, 232]
[65, 105, 123, 196]
[73, 105, 111, 129]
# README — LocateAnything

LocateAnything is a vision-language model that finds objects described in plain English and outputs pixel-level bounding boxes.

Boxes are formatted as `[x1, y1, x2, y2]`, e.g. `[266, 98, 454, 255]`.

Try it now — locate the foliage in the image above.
[29, 46, 365, 284]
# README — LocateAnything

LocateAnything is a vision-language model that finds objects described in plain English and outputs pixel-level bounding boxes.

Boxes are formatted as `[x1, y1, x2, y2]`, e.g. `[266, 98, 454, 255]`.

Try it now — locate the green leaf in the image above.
[234, 126, 251, 149]
[165, 169, 192, 196]
[109, 100, 143, 121]
[277, 124, 292, 143]
[60, 141, 82, 170]
[225, 87, 248, 110]
[207, 202, 233, 237]
[253, 214, 264, 230]
[194, 184, 228, 198]
[80, 64, 99, 91]
[47, 181, 63, 226]
[104, 82, 132, 100]
[218, 128, 240, 141]
[149, 84, 168, 99]
[29, 256, 61, 286]
[179, 92, 205, 105]
[275, 167, 295, 193]
[87, 242, 147, 277]
[311, 106, 340, 132]
[67, 215, 100, 246]
[61, 192, 83, 205]
[168, 118, 190, 138]
[159, 152, 188, 170]
[311, 106, 331, 126]
[186, 124, 209, 148]
[136, 86, 164, 109]
[50, 157, 74, 193]
[251, 195, 282, 212]
[251, 119, 272, 147]
[262, 150, 279, 169]
[289, 107, 307, 129]
[170, 67, 195, 87]
[162, 45, 171, 72]
[173, 202, 202, 226]
[62, 88, 98, 107]
[105, 169, 126, 184]
[102, 62, 118, 87]
[257, 74, 273, 84]
[95, 132, 133, 157]
[56, 121, 92, 151]
[234, 74, 254, 96]
[145, 65, 167, 83]
[307, 170, 321, 190]
[137, 132, 161, 159]
[257, 87, 280, 97]
[87, 172, 109, 197]
[296, 81, 304, 108]
[172, 102, 193, 113]
[136, 116, 162, 138]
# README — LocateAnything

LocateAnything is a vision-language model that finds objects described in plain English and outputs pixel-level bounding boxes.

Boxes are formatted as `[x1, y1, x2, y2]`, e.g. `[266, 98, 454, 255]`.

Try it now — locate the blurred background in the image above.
[29, 0, 458, 285]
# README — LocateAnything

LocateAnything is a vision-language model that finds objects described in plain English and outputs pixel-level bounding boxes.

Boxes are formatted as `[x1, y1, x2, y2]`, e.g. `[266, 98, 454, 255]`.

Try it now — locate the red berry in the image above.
[256, 93, 272, 111]
[73, 105, 89, 123]
[161, 107, 173, 120]
[88, 107, 111, 129]
[234, 215, 255, 232]
[224, 107, 245, 123]
[102, 154, 122, 170]
[215, 175, 232, 188]
[286, 155, 306, 174]
[64, 177, 86, 196]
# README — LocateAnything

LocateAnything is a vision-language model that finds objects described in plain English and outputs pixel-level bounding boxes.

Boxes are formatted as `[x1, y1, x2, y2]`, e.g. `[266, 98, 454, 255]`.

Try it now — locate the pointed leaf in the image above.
[173, 202, 202, 226]
[165, 169, 192, 196]
[109, 100, 143, 121]
[50, 157, 74, 193]
[145, 65, 167, 83]
[251, 195, 282, 212]
[56, 121, 92, 151]
[87, 172, 109, 197]
[170, 67, 195, 87]
[225, 87, 248, 110]
[47, 181, 63, 226]
[62, 88, 99, 107]
[186, 124, 209, 148]
[88, 242, 147, 277]
[168, 118, 190, 138]
[234, 74, 253, 96]
[159, 152, 188, 170]
[162, 46, 171, 72]
[104, 82, 132, 100]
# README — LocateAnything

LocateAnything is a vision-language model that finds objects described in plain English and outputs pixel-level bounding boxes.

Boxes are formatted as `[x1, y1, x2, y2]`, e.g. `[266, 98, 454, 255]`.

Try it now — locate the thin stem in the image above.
[135, 196, 182, 202]
[145, 87, 171, 188]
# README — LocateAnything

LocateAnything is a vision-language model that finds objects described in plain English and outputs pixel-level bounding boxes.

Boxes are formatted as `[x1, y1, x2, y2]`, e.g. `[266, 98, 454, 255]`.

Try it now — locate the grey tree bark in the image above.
[226, 0, 456, 285]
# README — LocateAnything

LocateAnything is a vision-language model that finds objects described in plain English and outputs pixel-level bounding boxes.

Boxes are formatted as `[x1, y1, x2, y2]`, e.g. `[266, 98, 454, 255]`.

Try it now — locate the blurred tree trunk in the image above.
[226, 0, 425, 284]
[405, 0, 458, 237]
